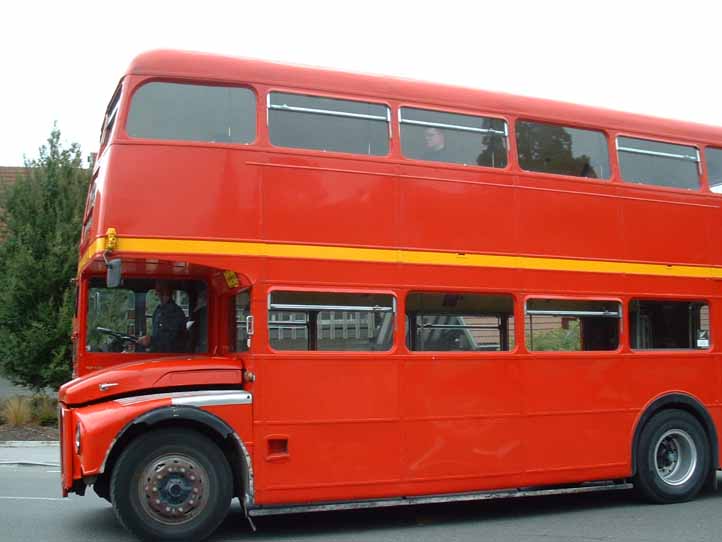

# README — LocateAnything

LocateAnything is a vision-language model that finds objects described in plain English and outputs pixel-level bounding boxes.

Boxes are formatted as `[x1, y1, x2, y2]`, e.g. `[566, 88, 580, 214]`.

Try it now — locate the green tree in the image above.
[527, 320, 581, 351]
[0, 127, 89, 390]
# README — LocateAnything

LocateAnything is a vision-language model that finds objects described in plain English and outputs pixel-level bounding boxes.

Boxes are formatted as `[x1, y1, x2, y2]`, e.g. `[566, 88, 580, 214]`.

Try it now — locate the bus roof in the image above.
[126, 49, 722, 146]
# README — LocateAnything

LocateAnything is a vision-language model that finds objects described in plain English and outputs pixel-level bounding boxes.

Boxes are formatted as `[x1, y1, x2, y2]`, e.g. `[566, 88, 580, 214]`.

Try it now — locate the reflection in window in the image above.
[400, 107, 508, 168]
[630, 300, 709, 349]
[406, 292, 514, 352]
[268, 291, 394, 351]
[617, 136, 700, 190]
[269, 92, 389, 156]
[705, 147, 722, 193]
[516, 121, 610, 179]
[127, 82, 256, 143]
[87, 287, 135, 352]
[525, 299, 620, 352]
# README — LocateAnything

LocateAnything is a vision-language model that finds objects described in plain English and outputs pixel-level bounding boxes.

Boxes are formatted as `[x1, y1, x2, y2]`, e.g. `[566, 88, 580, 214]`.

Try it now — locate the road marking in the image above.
[0, 496, 66, 501]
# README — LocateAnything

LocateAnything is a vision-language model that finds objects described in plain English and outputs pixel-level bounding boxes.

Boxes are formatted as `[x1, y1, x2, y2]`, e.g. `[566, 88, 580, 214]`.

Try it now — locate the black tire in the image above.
[634, 409, 710, 503]
[110, 428, 233, 541]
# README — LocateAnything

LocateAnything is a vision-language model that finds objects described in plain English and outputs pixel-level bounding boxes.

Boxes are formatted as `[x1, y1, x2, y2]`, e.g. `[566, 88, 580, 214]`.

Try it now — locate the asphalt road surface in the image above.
[2, 464, 722, 542]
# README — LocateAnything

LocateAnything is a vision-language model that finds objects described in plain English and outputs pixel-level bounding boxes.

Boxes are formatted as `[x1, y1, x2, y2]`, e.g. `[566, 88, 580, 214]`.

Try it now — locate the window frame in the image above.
[523, 295, 624, 354]
[266, 89, 392, 158]
[404, 290, 518, 355]
[100, 81, 123, 150]
[398, 104, 510, 170]
[265, 287, 398, 354]
[515, 118, 613, 181]
[628, 297, 711, 352]
[123, 78, 259, 146]
[703, 145, 722, 194]
[83, 275, 211, 357]
[615, 134, 703, 192]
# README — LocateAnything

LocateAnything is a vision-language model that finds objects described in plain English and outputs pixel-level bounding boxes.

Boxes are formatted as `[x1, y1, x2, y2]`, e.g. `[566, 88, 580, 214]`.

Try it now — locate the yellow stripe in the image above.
[78, 235, 722, 280]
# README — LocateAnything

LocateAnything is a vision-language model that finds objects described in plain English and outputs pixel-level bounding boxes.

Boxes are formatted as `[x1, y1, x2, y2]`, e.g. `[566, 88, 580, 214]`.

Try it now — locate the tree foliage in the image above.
[0, 127, 89, 390]
[527, 320, 581, 352]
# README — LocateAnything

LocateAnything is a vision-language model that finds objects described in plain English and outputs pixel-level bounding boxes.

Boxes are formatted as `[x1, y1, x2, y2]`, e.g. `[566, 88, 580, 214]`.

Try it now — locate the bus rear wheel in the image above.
[634, 409, 709, 503]
[110, 428, 232, 541]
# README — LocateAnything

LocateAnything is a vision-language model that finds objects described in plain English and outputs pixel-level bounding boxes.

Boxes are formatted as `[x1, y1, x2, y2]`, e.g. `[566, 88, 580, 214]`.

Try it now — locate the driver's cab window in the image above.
[86, 278, 208, 354]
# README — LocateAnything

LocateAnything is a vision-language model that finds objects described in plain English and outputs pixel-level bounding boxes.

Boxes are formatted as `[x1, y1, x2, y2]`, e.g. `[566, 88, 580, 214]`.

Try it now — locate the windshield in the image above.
[86, 278, 208, 354]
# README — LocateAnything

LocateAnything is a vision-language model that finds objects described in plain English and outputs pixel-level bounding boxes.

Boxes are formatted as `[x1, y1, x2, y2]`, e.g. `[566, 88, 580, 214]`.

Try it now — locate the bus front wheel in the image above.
[110, 428, 232, 541]
[634, 409, 709, 503]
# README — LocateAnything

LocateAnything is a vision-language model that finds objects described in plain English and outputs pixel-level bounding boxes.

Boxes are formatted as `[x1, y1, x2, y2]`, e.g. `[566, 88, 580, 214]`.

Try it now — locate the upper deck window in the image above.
[126, 82, 256, 144]
[516, 121, 610, 179]
[268, 92, 390, 156]
[100, 83, 122, 147]
[400, 107, 508, 168]
[705, 147, 722, 193]
[617, 136, 700, 190]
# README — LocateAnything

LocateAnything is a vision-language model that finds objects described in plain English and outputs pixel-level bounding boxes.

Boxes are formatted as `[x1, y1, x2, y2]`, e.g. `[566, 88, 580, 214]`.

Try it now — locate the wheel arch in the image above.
[97, 406, 254, 506]
[631, 393, 719, 475]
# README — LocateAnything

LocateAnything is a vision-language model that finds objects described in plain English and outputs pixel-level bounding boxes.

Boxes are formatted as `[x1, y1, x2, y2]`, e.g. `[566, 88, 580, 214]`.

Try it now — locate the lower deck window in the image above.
[630, 300, 709, 349]
[406, 292, 515, 352]
[525, 299, 620, 352]
[268, 291, 394, 351]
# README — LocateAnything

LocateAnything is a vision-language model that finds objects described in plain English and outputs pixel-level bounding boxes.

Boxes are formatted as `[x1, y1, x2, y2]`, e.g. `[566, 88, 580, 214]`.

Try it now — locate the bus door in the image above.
[522, 299, 627, 485]
[251, 290, 401, 504]
[399, 293, 525, 495]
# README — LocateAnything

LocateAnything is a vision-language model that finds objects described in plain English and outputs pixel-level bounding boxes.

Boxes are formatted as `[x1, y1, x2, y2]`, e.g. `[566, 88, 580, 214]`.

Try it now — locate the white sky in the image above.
[1, 0, 720, 166]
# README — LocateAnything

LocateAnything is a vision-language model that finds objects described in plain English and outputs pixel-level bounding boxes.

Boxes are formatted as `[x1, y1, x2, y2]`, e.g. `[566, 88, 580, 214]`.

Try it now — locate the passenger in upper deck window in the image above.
[138, 281, 188, 353]
[422, 127, 448, 161]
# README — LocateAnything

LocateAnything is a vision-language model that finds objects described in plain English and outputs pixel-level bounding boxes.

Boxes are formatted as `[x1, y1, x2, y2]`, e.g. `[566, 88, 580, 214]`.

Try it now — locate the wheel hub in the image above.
[141, 456, 206, 524]
[654, 429, 697, 486]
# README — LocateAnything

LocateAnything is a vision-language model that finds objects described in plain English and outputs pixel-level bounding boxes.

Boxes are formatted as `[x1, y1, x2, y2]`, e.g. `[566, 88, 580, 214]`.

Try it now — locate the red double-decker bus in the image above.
[59, 49, 722, 541]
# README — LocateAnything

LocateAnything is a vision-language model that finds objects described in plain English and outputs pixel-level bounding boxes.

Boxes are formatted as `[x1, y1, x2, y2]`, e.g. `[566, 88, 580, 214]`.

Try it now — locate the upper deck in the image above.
[79, 49, 722, 282]
[126, 50, 722, 144]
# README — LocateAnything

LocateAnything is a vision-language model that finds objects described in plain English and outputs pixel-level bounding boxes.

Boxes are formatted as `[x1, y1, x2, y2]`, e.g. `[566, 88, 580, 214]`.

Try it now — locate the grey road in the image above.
[2, 464, 722, 542]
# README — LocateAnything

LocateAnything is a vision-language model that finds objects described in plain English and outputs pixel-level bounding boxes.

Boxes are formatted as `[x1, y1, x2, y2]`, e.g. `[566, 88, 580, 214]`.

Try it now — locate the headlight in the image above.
[75, 423, 82, 455]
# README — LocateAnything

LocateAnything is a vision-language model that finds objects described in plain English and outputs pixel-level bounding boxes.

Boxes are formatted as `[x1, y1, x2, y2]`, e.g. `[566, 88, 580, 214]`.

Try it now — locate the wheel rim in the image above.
[653, 429, 698, 486]
[138, 453, 209, 526]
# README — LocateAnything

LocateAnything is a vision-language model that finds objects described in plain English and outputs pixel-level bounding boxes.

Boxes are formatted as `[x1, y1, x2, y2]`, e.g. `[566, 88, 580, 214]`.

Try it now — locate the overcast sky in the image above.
[2, 0, 720, 166]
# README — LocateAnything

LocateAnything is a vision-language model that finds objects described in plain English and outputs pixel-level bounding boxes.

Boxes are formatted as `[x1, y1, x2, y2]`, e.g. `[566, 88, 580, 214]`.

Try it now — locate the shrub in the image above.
[1, 395, 32, 427]
[32, 395, 58, 427]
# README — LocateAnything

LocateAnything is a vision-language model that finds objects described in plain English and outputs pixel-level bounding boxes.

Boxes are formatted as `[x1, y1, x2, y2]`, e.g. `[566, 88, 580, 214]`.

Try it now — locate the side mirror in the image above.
[106, 258, 122, 288]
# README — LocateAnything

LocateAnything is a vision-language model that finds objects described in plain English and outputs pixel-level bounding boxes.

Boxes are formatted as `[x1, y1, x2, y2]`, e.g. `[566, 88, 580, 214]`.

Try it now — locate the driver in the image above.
[137, 280, 188, 353]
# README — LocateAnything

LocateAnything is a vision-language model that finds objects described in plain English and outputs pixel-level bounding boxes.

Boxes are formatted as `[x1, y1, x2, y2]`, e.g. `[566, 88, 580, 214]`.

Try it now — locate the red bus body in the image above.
[59, 50, 722, 537]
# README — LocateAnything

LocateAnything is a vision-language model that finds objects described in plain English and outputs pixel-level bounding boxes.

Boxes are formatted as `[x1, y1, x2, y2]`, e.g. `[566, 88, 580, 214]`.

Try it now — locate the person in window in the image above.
[137, 281, 188, 353]
[422, 127, 448, 161]
[187, 288, 208, 353]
